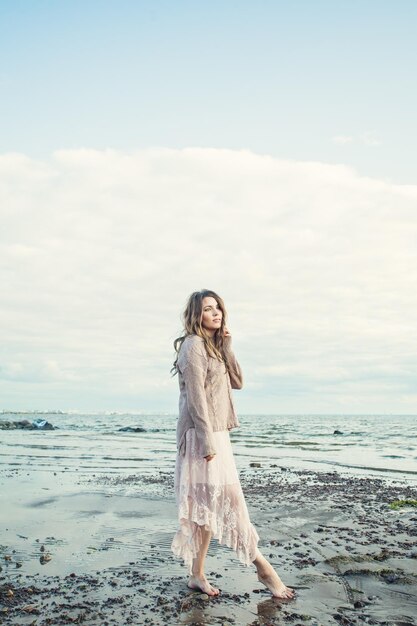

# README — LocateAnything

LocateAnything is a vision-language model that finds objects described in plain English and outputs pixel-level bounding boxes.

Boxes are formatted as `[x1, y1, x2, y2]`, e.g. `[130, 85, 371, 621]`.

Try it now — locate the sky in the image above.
[0, 1, 416, 414]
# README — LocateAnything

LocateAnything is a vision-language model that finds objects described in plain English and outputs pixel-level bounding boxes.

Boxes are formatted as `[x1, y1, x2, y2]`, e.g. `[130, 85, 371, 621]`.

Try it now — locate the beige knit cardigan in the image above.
[175, 334, 243, 458]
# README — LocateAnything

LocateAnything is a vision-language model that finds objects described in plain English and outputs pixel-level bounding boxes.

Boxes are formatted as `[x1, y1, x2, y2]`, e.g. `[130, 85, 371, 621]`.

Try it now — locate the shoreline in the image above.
[1, 463, 416, 625]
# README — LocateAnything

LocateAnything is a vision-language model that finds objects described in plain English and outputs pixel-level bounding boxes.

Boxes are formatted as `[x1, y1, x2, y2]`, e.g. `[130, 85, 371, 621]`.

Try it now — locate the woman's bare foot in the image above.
[257, 564, 295, 600]
[187, 574, 220, 596]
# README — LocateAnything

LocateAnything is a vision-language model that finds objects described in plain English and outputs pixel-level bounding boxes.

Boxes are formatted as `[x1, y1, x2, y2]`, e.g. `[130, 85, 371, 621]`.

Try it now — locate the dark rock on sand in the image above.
[118, 426, 146, 432]
[0, 419, 55, 430]
[39, 553, 52, 564]
[333, 429, 343, 435]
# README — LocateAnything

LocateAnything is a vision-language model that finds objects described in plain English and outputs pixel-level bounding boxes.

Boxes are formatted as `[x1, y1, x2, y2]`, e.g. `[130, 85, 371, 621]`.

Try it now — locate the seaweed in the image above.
[389, 499, 417, 510]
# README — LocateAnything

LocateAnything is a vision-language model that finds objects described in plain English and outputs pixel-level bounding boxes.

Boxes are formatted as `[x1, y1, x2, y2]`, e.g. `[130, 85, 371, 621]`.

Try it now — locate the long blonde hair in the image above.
[170, 289, 232, 377]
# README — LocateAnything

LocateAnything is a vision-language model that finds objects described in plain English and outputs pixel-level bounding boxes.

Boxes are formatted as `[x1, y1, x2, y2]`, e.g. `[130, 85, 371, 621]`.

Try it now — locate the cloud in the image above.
[360, 131, 382, 146]
[0, 148, 416, 412]
[332, 132, 382, 147]
[332, 135, 354, 145]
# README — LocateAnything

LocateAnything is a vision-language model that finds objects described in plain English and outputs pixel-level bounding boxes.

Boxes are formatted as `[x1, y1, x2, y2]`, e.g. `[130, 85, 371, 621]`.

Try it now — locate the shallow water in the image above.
[1, 411, 416, 481]
[1, 412, 416, 625]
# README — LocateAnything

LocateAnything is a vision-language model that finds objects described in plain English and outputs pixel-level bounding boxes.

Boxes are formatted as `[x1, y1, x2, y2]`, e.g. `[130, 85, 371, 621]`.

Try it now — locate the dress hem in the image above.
[171, 503, 260, 574]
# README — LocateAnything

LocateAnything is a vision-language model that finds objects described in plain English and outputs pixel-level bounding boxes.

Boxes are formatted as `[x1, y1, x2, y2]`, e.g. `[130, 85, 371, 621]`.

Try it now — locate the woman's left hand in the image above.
[223, 326, 231, 337]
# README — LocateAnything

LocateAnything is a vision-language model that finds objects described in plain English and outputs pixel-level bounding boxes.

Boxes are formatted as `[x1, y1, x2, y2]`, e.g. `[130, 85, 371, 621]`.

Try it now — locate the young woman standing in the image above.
[171, 289, 295, 600]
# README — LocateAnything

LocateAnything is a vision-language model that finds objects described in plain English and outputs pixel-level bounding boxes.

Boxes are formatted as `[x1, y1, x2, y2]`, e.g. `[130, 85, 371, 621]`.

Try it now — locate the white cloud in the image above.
[0, 147, 416, 412]
[332, 135, 354, 145]
[332, 132, 382, 147]
[360, 131, 382, 146]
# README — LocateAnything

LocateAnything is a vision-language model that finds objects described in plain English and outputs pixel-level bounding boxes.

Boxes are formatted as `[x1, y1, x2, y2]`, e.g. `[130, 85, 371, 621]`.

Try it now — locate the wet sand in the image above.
[1, 463, 416, 625]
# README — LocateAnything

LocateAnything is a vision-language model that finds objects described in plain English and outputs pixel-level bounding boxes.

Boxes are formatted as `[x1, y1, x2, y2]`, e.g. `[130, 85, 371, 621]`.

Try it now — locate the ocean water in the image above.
[1, 411, 416, 482]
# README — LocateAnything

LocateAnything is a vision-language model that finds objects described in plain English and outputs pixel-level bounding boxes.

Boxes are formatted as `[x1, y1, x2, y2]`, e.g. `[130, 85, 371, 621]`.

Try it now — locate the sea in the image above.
[1, 411, 416, 483]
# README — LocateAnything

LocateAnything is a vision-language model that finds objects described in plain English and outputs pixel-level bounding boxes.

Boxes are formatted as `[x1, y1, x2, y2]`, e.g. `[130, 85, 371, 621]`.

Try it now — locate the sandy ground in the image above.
[1, 463, 416, 625]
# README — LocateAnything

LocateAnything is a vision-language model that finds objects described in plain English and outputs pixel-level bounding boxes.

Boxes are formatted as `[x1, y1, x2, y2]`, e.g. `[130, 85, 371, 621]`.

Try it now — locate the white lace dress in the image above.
[171, 427, 260, 573]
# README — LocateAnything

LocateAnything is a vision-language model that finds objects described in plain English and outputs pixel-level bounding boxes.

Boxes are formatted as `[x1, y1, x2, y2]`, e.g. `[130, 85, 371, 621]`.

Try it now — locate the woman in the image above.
[170, 289, 295, 600]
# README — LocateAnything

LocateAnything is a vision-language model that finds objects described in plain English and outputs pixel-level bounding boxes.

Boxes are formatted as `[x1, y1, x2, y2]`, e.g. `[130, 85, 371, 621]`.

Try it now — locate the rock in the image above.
[0, 419, 55, 430]
[118, 426, 146, 433]
[156, 596, 169, 605]
[32, 418, 54, 430]
[40, 554, 52, 564]
[353, 600, 366, 608]
[334, 429, 343, 435]
[383, 573, 399, 583]
[250, 462, 261, 468]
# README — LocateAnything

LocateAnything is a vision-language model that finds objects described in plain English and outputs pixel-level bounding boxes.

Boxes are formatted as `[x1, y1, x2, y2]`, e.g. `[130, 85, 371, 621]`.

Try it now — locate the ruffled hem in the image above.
[171, 515, 260, 574]
[171, 485, 260, 573]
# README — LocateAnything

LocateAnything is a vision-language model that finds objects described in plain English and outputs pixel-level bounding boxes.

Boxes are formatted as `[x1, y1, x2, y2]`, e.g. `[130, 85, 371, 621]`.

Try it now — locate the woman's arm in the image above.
[178, 339, 216, 458]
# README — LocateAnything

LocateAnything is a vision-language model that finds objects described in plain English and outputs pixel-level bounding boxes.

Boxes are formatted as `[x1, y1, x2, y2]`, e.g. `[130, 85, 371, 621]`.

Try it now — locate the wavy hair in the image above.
[170, 289, 232, 377]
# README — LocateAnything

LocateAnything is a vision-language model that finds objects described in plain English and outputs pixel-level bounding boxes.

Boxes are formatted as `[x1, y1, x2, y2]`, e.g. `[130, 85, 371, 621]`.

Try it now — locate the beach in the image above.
[1, 412, 416, 625]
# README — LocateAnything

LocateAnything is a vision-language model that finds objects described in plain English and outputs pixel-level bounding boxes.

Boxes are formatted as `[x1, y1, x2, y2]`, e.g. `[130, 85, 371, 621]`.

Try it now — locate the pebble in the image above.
[40, 554, 52, 564]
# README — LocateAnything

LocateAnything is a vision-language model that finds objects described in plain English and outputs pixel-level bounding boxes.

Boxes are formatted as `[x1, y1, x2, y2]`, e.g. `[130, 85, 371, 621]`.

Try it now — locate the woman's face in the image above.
[201, 296, 222, 336]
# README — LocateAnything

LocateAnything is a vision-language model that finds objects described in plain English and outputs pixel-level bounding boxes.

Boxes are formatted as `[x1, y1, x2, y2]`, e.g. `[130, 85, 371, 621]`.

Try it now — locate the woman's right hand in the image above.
[204, 454, 216, 462]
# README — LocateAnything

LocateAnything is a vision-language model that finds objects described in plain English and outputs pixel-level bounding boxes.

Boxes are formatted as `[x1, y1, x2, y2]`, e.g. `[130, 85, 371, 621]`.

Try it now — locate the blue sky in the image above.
[0, 1, 416, 413]
[1, 0, 416, 182]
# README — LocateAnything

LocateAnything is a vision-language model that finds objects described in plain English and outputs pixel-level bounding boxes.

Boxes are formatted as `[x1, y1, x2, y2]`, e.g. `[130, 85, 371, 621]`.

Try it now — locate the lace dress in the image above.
[171, 426, 260, 573]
